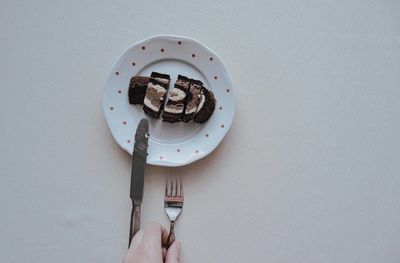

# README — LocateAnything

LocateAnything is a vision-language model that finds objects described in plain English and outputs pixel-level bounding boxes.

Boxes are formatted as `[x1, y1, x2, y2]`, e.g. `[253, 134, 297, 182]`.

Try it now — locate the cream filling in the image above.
[169, 88, 186, 101]
[155, 78, 169, 84]
[196, 94, 205, 113]
[149, 83, 167, 94]
[144, 97, 160, 111]
[185, 97, 199, 114]
[186, 106, 197, 114]
[164, 107, 183, 114]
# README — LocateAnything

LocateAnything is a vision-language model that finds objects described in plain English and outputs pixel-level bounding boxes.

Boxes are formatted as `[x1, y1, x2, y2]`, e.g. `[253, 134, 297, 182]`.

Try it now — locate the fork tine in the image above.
[165, 175, 184, 198]
[167, 176, 170, 196]
[174, 176, 178, 196]
[166, 175, 172, 196]
[176, 176, 180, 197]
[170, 176, 174, 196]
[180, 176, 183, 197]
[169, 176, 174, 196]
[177, 176, 180, 196]
[165, 176, 168, 196]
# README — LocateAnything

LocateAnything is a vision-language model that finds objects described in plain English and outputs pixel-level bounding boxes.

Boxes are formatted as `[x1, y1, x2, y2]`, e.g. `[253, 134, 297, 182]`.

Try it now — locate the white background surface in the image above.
[1, 1, 399, 262]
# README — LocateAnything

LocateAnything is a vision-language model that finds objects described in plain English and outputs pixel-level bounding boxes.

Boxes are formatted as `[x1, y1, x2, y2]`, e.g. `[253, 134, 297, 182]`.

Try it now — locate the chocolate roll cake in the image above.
[193, 87, 216, 123]
[181, 79, 203, 122]
[162, 75, 190, 123]
[128, 76, 150, 104]
[143, 72, 170, 118]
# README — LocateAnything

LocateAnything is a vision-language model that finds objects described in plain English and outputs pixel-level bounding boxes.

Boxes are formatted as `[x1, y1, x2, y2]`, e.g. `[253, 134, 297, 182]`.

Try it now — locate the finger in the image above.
[142, 222, 163, 246]
[128, 230, 143, 251]
[160, 224, 169, 245]
[142, 222, 169, 245]
[124, 230, 144, 263]
[165, 240, 181, 263]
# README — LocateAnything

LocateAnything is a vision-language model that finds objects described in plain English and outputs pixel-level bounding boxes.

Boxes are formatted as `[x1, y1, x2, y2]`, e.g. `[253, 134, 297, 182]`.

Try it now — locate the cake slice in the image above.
[143, 72, 170, 118]
[181, 79, 203, 122]
[128, 76, 150, 104]
[193, 87, 216, 123]
[162, 75, 190, 123]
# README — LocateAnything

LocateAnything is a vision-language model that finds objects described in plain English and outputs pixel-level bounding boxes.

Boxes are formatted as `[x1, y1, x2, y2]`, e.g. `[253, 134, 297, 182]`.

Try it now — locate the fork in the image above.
[164, 176, 184, 248]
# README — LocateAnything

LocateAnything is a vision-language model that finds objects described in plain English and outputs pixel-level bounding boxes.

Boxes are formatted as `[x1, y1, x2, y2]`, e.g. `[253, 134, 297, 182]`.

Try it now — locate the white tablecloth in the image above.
[1, 1, 399, 262]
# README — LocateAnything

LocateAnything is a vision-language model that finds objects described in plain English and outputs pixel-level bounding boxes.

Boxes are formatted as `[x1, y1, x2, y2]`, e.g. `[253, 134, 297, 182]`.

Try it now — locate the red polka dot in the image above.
[214, 76, 218, 80]
[221, 124, 225, 128]
[210, 57, 213, 61]
[123, 121, 127, 125]
[178, 41, 182, 45]
[132, 62, 136, 66]
[219, 106, 223, 110]
[177, 149, 180, 152]
[115, 72, 119, 75]
[161, 48, 164, 52]
[192, 54, 196, 58]
[127, 140, 131, 143]
[141, 46, 146, 50]
[118, 90, 122, 94]
[226, 89, 230, 93]
[110, 107, 114, 110]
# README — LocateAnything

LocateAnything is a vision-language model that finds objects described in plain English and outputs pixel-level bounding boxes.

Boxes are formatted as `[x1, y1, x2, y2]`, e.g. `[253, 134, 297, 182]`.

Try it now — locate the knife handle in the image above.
[128, 205, 140, 247]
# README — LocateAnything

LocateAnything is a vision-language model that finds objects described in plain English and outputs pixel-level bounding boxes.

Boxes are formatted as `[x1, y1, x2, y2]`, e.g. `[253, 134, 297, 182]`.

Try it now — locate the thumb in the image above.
[165, 240, 181, 263]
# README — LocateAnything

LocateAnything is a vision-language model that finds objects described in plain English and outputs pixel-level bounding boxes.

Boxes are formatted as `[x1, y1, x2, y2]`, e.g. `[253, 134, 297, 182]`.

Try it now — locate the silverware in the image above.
[164, 176, 184, 248]
[129, 118, 149, 247]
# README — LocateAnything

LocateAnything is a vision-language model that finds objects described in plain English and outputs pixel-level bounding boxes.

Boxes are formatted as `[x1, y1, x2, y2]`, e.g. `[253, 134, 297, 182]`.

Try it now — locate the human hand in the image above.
[123, 222, 181, 263]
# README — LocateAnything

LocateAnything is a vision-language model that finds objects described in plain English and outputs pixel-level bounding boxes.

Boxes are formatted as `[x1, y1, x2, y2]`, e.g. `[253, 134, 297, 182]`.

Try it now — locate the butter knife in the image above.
[129, 118, 149, 246]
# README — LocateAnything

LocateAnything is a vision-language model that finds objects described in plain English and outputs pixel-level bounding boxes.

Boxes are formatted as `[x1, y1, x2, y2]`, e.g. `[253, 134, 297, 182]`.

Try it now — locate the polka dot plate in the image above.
[103, 35, 235, 167]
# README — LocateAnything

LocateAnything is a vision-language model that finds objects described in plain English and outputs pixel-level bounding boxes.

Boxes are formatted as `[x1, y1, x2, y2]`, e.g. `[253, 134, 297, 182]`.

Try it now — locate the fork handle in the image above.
[166, 221, 175, 248]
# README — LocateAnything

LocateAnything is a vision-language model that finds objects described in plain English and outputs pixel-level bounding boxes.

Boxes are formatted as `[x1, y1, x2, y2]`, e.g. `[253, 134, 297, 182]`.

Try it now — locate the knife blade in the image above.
[129, 118, 149, 247]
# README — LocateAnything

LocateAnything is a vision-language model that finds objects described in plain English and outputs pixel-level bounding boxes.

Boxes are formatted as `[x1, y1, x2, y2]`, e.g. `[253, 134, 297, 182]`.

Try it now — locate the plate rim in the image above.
[103, 34, 235, 167]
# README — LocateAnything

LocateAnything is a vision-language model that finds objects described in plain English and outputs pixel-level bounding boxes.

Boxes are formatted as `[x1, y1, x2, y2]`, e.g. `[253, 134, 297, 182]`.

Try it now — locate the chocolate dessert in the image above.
[162, 75, 190, 123]
[143, 72, 170, 118]
[181, 79, 203, 122]
[128, 76, 150, 104]
[193, 87, 216, 123]
[128, 72, 216, 124]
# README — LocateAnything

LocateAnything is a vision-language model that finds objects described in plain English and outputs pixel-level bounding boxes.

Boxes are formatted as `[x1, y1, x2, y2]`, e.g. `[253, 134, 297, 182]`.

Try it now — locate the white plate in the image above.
[103, 35, 235, 167]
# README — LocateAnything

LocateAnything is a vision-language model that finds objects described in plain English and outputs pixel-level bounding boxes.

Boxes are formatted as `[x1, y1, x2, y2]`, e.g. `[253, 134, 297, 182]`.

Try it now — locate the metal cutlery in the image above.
[164, 176, 184, 248]
[128, 118, 149, 247]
